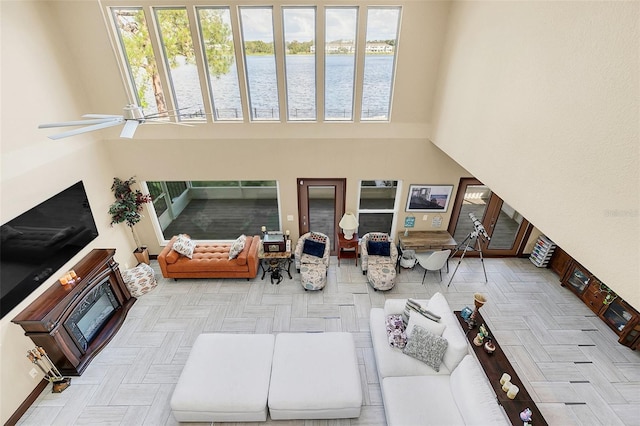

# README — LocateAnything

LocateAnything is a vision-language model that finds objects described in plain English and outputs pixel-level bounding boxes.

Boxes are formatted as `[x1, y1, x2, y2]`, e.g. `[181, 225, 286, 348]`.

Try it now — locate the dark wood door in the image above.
[448, 178, 531, 256]
[297, 178, 346, 255]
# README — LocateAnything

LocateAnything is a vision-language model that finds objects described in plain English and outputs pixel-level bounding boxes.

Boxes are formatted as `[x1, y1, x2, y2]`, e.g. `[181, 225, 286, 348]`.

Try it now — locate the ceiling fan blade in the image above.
[47, 119, 124, 140]
[82, 113, 124, 119]
[146, 120, 194, 127]
[39, 118, 118, 129]
[120, 120, 139, 138]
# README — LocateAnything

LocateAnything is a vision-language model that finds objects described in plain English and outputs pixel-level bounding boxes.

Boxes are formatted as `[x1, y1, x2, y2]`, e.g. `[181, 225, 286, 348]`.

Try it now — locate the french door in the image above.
[297, 178, 346, 255]
[448, 178, 531, 256]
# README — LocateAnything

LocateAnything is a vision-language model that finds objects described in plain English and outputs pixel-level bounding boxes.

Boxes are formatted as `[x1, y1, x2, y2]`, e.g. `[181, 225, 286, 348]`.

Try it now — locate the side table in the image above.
[337, 233, 358, 266]
[258, 243, 292, 285]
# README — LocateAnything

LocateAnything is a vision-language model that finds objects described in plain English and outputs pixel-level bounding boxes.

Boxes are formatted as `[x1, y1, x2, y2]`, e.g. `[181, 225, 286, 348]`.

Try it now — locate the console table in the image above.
[397, 230, 457, 251]
[455, 311, 547, 426]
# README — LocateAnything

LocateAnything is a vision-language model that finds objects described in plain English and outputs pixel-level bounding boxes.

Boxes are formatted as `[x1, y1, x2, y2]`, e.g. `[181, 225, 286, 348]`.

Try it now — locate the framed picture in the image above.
[406, 184, 453, 212]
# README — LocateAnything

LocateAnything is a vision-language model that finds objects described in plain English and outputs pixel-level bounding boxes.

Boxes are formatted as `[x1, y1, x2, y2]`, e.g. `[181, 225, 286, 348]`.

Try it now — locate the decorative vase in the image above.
[134, 246, 150, 265]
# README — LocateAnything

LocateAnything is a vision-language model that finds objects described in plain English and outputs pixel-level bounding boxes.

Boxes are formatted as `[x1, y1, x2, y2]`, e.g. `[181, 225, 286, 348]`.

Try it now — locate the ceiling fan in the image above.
[38, 104, 190, 140]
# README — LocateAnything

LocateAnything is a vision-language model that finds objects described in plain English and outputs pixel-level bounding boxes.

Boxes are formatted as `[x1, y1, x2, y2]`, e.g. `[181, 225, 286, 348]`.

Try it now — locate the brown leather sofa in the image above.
[158, 235, 260, 280]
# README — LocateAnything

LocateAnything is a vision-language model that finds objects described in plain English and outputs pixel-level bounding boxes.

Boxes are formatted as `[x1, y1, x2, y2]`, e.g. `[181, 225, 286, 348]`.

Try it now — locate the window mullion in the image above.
[272, 6, 287, 122]
[146, 6, 177, 117]
[353, 6, 367, 123]
[187, 6, 215, 122]
[230, 6, 250, 123]
[316, 7, 325, 122]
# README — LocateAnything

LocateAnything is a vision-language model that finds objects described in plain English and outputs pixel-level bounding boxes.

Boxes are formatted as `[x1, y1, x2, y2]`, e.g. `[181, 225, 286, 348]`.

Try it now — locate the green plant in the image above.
[108, 177, 152, 248]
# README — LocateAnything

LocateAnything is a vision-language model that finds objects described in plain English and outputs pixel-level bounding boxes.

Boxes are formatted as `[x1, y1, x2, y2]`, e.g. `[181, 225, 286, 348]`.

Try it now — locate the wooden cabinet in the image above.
[562, 260, 591, 296]
[549, 246, 572, 277]
[553, 248, 640, 350]
[582, 279, 607, 314]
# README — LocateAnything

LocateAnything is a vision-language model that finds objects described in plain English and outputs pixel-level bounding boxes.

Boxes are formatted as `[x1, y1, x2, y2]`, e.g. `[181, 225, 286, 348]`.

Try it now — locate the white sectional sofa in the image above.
[370, 293, 510, 426]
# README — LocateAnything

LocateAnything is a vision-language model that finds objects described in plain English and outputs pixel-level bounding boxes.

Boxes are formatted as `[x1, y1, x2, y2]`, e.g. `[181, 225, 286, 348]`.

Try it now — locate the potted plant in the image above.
[108, 177, 153, 264]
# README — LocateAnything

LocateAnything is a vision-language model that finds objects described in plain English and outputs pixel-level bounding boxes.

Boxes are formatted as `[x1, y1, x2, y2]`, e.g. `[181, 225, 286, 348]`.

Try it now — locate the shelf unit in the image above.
[529, 235, 556, 267]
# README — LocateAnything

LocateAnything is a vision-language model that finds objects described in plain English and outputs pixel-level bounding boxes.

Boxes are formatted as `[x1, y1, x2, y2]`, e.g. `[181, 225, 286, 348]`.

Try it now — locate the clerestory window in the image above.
[109, 4, 401, 123]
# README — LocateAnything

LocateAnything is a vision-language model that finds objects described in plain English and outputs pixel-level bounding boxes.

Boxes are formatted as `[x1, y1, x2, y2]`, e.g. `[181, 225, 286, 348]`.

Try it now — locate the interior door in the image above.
[297, 178, 346, 255]
[448, 178, 531, 256]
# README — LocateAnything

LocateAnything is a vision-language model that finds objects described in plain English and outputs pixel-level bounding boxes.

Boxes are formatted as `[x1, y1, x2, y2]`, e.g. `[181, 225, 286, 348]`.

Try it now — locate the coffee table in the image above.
[455, 311, 547, 426]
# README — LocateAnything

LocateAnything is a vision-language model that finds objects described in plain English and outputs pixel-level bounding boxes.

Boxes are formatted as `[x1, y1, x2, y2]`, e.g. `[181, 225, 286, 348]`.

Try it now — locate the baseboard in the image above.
[4, 379, 48, 426]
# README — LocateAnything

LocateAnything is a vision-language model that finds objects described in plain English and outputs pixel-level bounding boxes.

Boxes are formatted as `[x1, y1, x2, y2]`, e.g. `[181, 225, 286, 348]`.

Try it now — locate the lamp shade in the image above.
[339, 212, 359, 240]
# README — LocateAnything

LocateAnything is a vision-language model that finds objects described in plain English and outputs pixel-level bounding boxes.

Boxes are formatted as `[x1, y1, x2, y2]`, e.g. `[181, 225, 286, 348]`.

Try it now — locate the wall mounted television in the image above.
[1, 181, 99, 319]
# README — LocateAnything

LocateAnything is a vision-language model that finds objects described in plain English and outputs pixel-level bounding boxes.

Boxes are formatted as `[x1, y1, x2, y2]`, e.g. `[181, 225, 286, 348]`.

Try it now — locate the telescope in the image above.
[468, 213, 490, 240]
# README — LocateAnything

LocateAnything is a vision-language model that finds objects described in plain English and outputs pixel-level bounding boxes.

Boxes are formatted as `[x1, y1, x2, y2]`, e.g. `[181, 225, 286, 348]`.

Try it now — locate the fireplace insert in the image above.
[64, 278, 120, 353]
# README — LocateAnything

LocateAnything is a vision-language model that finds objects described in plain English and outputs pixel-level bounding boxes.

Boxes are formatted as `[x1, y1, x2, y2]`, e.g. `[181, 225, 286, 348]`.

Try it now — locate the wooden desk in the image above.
[454, 311, 548, 426]
[337, 233, 358, 266]
[398, 230, 457, 251]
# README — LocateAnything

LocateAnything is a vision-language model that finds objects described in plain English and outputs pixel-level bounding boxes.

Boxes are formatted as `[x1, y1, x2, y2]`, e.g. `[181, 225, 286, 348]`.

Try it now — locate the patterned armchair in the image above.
[360, 232, 398, 291]
[295, 232, 331, 291]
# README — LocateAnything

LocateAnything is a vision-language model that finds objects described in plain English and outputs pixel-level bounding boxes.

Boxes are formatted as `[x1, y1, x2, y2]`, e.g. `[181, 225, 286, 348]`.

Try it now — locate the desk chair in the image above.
[415, 250, 451, 283]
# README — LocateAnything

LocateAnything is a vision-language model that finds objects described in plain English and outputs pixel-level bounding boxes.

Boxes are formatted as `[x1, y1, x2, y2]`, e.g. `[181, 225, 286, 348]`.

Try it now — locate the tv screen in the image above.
[1, 181, 99, 318]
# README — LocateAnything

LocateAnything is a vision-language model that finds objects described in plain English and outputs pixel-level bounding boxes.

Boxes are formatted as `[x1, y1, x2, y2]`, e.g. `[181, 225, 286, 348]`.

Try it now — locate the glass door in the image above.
[297, 178, 346, 254]
[448, 178, 531, 256]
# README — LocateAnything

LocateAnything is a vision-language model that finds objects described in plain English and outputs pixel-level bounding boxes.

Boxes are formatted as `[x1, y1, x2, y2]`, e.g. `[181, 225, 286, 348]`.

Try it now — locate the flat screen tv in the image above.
[1, 181, 99, 318]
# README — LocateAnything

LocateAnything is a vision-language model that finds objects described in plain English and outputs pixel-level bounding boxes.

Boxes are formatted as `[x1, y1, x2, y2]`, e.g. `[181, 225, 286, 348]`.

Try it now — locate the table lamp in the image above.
[339, 212, 359, 240]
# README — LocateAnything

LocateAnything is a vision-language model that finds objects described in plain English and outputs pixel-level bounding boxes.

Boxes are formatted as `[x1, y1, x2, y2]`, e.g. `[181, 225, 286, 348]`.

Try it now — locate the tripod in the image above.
[447, 230, 488, 286]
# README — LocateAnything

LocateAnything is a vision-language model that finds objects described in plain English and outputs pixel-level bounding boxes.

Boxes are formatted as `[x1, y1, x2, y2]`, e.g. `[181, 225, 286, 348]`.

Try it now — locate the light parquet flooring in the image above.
[18, 257, 640, 425]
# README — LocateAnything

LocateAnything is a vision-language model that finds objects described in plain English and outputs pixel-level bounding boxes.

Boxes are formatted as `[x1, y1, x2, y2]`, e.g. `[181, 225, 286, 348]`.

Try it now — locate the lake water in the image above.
[156, 54, 394, 121]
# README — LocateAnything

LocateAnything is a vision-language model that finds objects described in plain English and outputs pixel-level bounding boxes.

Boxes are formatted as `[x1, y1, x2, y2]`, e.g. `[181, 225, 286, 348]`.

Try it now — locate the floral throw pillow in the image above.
[402, 325, 448, 372]
[173, 234, 196, 259]
[385, 314, 407, 349]
[229, 234, 246, 259]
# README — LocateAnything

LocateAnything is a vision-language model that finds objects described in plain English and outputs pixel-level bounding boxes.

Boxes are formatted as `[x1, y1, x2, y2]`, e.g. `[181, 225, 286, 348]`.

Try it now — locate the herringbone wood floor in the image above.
[18, 257, 640, 425]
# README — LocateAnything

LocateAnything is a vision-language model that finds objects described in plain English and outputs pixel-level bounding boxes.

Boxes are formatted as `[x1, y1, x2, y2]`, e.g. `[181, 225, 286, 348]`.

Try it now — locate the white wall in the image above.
[0, 2, 136, 422]
[431, 1, 640, 307]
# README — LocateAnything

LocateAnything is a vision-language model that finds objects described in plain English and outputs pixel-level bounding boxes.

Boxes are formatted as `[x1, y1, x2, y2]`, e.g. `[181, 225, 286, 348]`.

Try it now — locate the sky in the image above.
[240, 7, 400, 43]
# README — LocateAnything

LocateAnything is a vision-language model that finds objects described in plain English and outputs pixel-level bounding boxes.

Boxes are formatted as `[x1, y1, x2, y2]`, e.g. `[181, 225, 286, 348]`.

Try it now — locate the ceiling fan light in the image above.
[123, 105, 144, 120]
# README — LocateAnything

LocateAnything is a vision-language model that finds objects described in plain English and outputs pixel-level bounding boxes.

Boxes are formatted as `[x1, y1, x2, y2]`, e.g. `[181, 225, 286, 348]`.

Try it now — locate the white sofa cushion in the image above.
[371, 308, 451, 378]
[170, 333, 275, 422]
[406, 310, 446, 337]
[268, 332, 362, 420]
[381, 375, 464, 426]
[450, 355, 511, 425]
[427, 292, 469, 372]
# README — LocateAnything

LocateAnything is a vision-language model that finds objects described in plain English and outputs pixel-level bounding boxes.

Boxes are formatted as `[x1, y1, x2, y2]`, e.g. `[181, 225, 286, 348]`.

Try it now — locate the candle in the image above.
[507, 384, 519, 399]
[500, 373, 511, 385]
[261, 226, 266, 232]
[285, 230, 290, 236]
[60, 276, 68, 285]
[69, 270, 77, 279]
[502, 381, 511, 392]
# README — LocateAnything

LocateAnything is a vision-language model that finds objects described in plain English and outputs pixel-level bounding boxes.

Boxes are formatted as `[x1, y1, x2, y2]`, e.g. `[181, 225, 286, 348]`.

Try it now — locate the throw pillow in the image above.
[309, 232, 327, 244]
[403, 325, 449, 372]
[385, 314, 407, 349]
[173, 234, 196, 259]
[406, 311, 446, 338]
[367, 240, 391, 257]
[303, 239, 325, 258]
[369, 233, 389, 242]
[229, 234, 246, 259]
[402, 298, 442, 326]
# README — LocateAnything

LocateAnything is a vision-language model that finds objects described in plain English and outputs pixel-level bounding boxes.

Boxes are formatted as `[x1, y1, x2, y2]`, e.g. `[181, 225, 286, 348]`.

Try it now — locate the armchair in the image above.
[360, 232, 398, 291]
[295, 232, 331, 290]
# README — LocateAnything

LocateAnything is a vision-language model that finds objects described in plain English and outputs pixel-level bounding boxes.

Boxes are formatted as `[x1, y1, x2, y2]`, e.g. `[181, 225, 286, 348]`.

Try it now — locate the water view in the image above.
[154, 54, 395, 121]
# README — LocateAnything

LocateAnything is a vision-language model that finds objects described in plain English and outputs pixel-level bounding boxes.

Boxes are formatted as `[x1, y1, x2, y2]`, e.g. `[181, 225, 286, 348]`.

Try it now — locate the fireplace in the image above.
[64, 278, 120, 353]
[12, 249, 135, 375]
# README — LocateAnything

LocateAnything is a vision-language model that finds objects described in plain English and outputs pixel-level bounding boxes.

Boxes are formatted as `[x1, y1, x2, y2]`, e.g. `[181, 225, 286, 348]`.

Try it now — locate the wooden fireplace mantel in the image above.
[12, 249, 135, 376]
